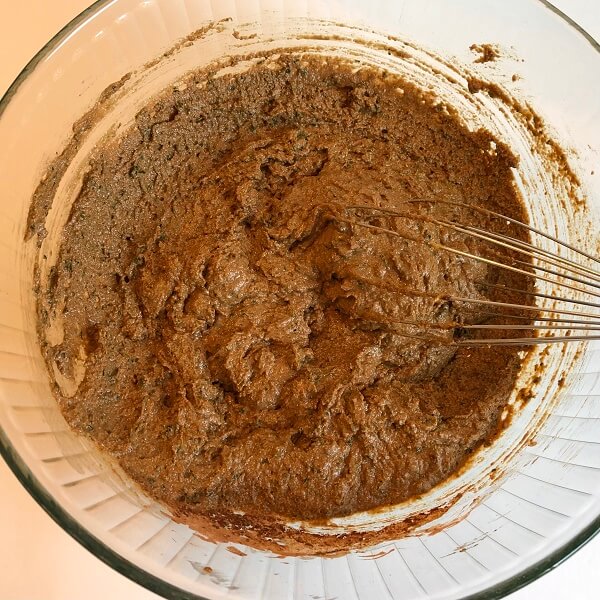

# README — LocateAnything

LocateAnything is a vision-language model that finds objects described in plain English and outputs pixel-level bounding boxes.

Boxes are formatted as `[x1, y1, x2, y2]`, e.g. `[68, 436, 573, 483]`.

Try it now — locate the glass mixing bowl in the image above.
[1, 1, 599, 598]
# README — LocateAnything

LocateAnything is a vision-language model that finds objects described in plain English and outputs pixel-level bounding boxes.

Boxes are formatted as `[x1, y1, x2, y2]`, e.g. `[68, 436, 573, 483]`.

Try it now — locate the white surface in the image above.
[0, 1, 598, 598]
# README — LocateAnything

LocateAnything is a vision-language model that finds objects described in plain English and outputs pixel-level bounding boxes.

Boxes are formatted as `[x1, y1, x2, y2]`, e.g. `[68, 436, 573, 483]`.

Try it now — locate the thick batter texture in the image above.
[38, 54, 531, 522]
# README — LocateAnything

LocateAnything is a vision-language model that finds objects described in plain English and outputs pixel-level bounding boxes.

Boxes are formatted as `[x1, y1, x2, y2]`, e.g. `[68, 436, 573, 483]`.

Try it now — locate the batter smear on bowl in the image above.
[38, 54, 533, 524]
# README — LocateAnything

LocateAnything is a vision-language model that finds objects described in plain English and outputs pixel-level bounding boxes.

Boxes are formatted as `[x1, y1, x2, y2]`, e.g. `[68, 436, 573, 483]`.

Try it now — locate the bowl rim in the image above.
[1, 1, 599, 599]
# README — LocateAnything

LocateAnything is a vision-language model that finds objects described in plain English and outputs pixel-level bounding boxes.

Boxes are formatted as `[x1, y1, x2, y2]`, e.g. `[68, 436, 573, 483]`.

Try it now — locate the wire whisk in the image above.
[331, 200, 600, 346]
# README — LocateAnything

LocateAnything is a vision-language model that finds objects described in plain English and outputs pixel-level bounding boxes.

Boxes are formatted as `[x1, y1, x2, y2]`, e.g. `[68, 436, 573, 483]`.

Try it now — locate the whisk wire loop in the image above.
[336, 201, 600, 346]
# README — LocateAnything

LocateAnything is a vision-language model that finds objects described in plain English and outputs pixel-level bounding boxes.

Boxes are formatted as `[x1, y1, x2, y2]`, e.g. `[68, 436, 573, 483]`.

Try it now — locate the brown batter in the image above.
[38, 54, 532, 523]
[470, 43, 501, 63]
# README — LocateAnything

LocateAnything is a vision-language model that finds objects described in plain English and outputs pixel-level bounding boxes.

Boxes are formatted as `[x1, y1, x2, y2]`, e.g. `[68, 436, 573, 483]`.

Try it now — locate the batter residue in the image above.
[38, 54, 531, 522]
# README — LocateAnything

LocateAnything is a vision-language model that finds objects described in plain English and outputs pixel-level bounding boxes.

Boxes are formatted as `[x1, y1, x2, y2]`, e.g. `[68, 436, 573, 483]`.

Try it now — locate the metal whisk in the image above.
[333, 200, 600, 346]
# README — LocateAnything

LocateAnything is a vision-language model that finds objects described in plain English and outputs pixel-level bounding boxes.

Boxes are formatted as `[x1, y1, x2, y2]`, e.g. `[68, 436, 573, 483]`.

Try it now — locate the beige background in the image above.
[0, 1, 598, 598]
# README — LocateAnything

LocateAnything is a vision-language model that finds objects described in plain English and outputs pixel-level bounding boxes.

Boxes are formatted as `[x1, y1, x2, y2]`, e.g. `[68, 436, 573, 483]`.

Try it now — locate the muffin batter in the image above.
[38, 54, 531, 521]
